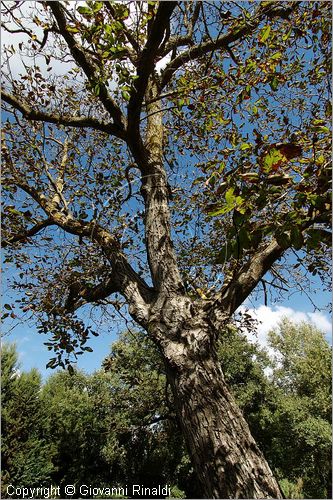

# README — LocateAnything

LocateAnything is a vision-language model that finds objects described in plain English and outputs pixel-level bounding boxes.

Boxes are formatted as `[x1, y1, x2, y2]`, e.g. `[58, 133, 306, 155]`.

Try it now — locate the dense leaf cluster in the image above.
[2, 319, 331, 499]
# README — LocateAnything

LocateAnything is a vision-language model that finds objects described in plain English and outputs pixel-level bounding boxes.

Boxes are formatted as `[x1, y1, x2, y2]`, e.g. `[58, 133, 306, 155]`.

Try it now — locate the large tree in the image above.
[2, 1, 331, 497]
[1, 344, 55, 495]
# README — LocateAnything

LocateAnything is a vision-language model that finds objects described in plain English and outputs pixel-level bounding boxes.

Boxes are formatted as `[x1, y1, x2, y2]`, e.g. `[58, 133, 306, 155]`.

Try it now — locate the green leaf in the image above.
[207, 206, 229, 217]
[290, 226, 304, 250]
[313, 126, 330, 134]
[121, 89, 131, 101]
[259, 25, 271, 43]
[276, 232, 290, 249]
[271, 52, 282, 60]
[240, 143, 252, 150]
[311, 119, 326, 126]
[225, 187, 235, 206]
[262, 148, 285, 172]
[315, 154, 325, 166]
[4, 303, 12, 310]
[235, 196, 246, 213]
[94, 83, 101, 96]
[67, 26, 80, 34]
[77, 6, 92, 16]
[282, 28, 292, 41]
[269, 76, 279, 91]
[92, 2, 103, 13]
[208, 188, 245, 216]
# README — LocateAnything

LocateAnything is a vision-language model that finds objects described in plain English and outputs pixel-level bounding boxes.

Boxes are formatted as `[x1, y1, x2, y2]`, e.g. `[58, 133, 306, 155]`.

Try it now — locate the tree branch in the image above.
[159, 3, 200, 58]
[127, 1, 178, 143]
[2, 218, 54, 247]
[5, 173, 154, 326]
[47, 1, 126, 131]
[65, 260, 155, 328]
[2, 91, 125, 138]
[8, 178, 121, 249]
[160, 2, 297, 89]
[215, 239, 284, 316]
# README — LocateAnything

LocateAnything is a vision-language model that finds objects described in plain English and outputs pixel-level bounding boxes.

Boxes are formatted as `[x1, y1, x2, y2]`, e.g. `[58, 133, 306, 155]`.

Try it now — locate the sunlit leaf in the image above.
[259, 25, 271, 43]
[261, 148, 285, 172]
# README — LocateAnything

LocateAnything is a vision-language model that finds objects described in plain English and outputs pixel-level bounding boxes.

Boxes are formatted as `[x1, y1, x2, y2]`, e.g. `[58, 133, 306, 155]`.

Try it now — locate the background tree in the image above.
[1, 344, 55, 496]
[2, 1, 331, 497]
[41, 370, 113, 498]
[265, 319, 332, 499]
[217, 321, 332, 499]
[2, 321, 331, 498]
[100, 330, 191, 496]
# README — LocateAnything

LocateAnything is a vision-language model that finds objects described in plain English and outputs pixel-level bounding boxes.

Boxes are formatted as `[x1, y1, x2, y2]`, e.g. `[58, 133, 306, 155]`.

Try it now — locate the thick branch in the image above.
[65, 259, 155, 328]
[160, 2, 296, 89]
[47, 1, 126, 131]
[159, 2, 200, 58]
[211, 206, 331, 319]
[9, 177, 120, 249]
[138, 83, 184, 292]
[216, 240, 284, 316]
[7, 177, 154, 326]
[2, 91, 125, 138]
[127, 1, 178, 144]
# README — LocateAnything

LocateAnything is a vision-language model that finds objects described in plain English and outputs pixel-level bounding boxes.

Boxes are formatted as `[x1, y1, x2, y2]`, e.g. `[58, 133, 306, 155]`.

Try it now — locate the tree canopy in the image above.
[1, 1, 331, 498]
[2, 1, 331, 358]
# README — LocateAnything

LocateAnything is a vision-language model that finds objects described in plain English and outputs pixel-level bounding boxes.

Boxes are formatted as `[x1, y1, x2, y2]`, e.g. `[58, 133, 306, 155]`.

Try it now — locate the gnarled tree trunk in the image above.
[149, 294, 282, 499]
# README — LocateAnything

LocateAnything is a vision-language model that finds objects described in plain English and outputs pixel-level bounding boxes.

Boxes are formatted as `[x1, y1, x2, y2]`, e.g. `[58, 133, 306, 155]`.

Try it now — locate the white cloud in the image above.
[307, 311, 332, 335]
[238, 305, 331, 352]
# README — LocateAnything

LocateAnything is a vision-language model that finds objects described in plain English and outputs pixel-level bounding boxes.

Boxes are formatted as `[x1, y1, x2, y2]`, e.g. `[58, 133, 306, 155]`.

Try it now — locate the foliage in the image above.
[1, 344, 55, 496]
[2, 318, 331, 498]
[100, 331, 196, 496]
[268, 318, 331, 416]
[265, 319, 332, 498]
[1, 2, 331, 496]
[1, 0, 331, 364]
[41, 370, 113, 496]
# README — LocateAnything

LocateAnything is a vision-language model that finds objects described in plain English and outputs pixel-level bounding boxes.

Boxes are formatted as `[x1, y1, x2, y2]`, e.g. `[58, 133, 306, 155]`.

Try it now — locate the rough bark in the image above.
[130, 72, 284, 498]
[3, 3, 305, 497]
[148, 294, 282, 499]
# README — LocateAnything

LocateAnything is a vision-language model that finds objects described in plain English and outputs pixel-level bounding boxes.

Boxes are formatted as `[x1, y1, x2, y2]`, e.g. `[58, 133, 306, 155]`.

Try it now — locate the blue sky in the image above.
[1, 1, 331, 380]
[2, 268, 331, 380]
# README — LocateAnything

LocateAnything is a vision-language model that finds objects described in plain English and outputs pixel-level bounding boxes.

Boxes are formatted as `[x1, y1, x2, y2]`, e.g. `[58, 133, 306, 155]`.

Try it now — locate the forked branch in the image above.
[160, 2, 297, 89]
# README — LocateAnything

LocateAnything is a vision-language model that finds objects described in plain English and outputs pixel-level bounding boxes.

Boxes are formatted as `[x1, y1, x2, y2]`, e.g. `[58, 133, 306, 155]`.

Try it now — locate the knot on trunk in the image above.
[147, 294, 216, 369]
